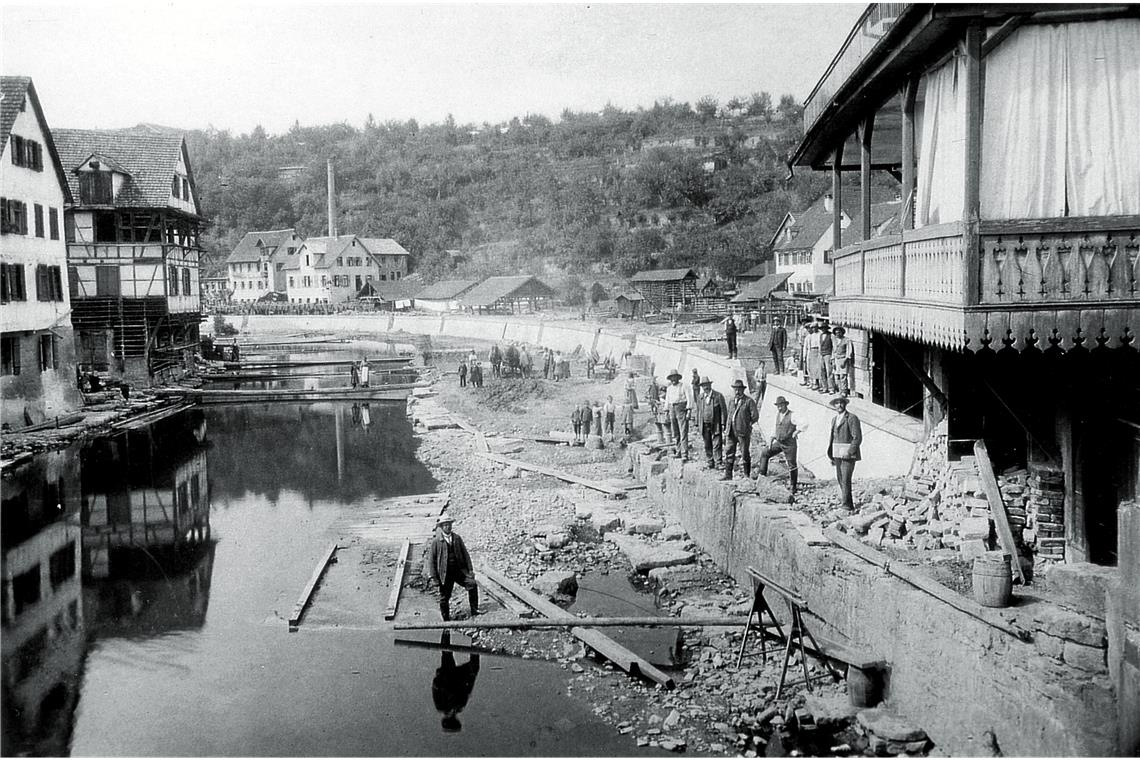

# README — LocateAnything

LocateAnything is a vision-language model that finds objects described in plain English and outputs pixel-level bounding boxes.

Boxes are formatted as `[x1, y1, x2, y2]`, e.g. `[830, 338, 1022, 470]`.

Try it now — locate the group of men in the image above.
[457, 352, 483, 388]
[798, 320, 855, 396]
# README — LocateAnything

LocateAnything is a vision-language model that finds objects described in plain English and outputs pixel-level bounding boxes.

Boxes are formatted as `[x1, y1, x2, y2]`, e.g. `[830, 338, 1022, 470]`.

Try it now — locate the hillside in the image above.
[187, 94, 898, 282]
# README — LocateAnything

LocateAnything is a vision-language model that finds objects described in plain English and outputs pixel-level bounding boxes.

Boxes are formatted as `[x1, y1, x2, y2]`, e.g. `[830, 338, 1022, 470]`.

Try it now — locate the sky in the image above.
[1, 2, 865, 135]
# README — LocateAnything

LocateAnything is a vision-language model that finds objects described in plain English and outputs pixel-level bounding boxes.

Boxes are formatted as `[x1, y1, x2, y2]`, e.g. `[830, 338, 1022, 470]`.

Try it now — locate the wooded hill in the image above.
[187, 94, 898, 283]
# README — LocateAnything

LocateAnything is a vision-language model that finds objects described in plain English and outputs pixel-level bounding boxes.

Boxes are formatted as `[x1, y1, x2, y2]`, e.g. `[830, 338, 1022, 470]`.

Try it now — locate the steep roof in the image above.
[415, 279, 481, 301]
[52, 127, 200, 214]
[1, 76, 72, 204]
[629, 268, 697, 283]
[361, 281, 422, 301]
[358, 238, 410, 259]
[226, 228, 298, 264]
[739, 262, 772, 278]
[839, 201, 903, 248]
[772, 198, 838, 252]
[730, 272, 793, 303]
[460, 275, 556, 307]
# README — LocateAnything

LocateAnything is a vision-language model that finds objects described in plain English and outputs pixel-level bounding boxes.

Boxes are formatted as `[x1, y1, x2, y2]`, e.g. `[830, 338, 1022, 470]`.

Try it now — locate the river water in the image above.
[1, 394, 655, 756]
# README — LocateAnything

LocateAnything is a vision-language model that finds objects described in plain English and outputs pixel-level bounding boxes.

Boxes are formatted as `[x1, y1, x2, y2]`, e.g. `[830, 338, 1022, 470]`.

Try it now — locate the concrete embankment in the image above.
[626, 446, 1123, 757]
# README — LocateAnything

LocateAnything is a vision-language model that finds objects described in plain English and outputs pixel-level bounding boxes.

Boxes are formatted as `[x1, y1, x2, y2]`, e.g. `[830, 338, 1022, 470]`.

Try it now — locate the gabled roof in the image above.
[226, 228, 298, 264]
[52, 127, 201, 214]
[838, 201, 903, 248]
[358, 238, 410, 259]
[1, 76, 73, 204]
[629, 268, 698, 283]
[460, 275, 556, 307]
[771, 197, 841, 252]
[615, 292, 645, 302]
[416, 279, 481, 301]
[362, 281, 422, 301]
[731, 272, 793, 303]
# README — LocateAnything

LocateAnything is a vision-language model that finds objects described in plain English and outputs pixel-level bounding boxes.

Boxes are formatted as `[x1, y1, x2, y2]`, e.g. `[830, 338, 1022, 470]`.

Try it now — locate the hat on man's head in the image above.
[435, 514, 455, 527]
[731, 379, 746, 389]
[667, 368, 682, 380]
[774, 396, 789, 406]
[700, 376, 712, 386]
[829, 396, 850, 409]
[833, 326, 846, 335]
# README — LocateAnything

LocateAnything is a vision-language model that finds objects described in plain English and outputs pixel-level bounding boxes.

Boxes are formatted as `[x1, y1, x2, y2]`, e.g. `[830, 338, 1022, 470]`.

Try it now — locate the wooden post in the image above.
[832, 144, 844, 255]
[900, 77, 918, 298]
[383, 540, 410, 621]
[963, 24, 984, 306]
[860, 115, 874, 242]
[974, 441, 1028, 584]
[288, 540, 340, 628]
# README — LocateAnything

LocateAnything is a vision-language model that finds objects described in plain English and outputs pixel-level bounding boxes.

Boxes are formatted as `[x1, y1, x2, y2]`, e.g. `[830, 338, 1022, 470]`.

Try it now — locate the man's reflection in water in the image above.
[432, 632, 480, 733]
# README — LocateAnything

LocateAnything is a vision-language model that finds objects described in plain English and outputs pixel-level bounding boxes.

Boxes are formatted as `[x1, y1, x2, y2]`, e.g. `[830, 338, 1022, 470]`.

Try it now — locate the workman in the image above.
[828, 396, 863, 511]
[664, 368, 695, 460]
[695, 376, 728, 470]
[756, 396, 805, 496]
[723, 378, 758, 480]
[428, 515, 479, 621]
[768, 318, 787, 374]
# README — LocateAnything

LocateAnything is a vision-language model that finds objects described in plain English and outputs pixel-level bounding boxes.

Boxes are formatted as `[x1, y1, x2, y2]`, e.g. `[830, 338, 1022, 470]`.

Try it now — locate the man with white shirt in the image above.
[427, 515, 479, 621]
[752, 359, 767, 404]
[828, 396, 863, 511]
[756, 396, 805, 496]
[663, 368, 694, 460]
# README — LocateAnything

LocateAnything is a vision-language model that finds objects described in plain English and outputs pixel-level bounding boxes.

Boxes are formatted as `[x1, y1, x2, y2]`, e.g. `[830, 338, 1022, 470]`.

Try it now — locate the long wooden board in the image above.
[384, 541, 411, 621]
[478, 564, 674, 689]
[973, 440, 1027, 584]
[288, 540, 340, 628]
[473, 564, 537, 619]
[476, 452, 627, 497]
[393, 616, 743, 631]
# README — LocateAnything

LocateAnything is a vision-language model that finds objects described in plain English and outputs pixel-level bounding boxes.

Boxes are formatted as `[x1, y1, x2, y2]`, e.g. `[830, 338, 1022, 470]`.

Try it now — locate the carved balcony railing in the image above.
[829, 217, 1139, 351]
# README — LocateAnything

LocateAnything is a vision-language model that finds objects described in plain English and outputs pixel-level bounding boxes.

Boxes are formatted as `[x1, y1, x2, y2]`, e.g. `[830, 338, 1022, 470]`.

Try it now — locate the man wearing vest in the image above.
[831, 326, 856, 397]
[828, 396, 863, 511]
[768, 318, 787, 374]
[428, 514, 479, 621]
[722, 379, 759, 480]
[756, 395, 805, 496]
[664, 368, 695, 460]
[696, 376, 729, 470]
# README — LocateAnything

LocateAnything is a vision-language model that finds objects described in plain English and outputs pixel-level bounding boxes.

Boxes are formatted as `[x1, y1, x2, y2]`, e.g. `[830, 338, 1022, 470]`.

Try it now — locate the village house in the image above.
[458, 275, 556, 313]
[0, 76, 82, 429]
[628, 267, 699, 312]
[413, 279, 480, 312]
[795, 5, 1138, 750]
[199, 264, 229, 306]
[51, 125, 205, 383]
[280, 234, 410, 303]
[224, 228, 301, 301]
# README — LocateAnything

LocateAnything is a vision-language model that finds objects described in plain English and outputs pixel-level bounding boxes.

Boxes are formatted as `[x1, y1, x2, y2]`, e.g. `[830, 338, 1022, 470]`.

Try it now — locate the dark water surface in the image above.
[2, 398, 652, 757]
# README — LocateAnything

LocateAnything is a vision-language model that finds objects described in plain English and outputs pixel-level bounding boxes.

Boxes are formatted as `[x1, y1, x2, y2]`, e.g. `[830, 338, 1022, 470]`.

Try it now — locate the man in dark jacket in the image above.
[695, 376, 729, 469]
[725, 316, 738, 359]
[827, 396, 863, 511]
[768, 319, 787, 374]
[723, 379, 759, 480]
[427, 515, 478, 620]
[432, 632, 479, 733]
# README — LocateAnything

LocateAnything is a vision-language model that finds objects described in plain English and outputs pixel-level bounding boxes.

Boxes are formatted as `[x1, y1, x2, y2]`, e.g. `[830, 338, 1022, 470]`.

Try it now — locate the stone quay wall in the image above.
[626, 447, 1122, 757]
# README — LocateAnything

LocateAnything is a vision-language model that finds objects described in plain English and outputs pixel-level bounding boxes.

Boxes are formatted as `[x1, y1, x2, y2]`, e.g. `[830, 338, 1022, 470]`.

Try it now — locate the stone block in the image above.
[607, 534, 695, 572]
[625, 516, 666, 535]
[1030, 605, 1107, 647]
[531, 570, 578, 598]
[590, 511, 623, 534]
[959, 539, 989, 561]
[1046, 562, 1118, 619]
[959, 517, 992, 542]
[1063, 641, 1108, 674]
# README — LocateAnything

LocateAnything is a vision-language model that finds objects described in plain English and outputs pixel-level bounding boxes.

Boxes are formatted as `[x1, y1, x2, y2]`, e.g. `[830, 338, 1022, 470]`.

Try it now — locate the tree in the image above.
[747, 91, 773, 121]
[777, 94, 803, 124]
[695, 96, 719, 122]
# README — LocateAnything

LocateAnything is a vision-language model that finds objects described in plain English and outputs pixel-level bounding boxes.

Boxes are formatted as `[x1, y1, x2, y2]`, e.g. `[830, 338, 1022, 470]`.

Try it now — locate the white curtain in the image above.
[916, 56, 966, 227]
[982, 19, 1140, 219]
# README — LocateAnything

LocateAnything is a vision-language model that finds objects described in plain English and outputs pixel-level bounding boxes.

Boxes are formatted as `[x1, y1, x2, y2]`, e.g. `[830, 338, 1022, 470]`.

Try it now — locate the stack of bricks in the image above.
[998, 468, 1029, 548]
[1026, 464, 1065, 563]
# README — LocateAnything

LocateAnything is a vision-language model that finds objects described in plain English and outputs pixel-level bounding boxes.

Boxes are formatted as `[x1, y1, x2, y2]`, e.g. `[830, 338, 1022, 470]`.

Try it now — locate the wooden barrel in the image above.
[973, 552, 1013, 608]
[847, 665, 882, 708]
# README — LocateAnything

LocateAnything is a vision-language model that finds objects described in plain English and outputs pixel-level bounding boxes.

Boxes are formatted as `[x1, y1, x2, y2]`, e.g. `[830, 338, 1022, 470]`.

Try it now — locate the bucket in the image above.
[973, 552, 1013, 608]
[847, 665, 882, 707]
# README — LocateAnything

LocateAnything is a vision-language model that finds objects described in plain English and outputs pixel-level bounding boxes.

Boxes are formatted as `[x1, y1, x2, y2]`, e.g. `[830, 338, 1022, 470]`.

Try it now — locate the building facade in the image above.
[224, 228, 300, 301]
[0, 77, 82, 428]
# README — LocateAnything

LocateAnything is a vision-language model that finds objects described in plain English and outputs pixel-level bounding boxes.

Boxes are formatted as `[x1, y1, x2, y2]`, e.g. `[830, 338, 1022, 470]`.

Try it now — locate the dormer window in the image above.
[79, 166, 114, 204]
[172, 176, 181, 199]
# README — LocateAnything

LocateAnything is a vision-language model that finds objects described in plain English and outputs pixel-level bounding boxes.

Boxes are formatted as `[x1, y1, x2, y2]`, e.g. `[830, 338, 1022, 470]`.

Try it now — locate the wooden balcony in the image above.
[829, 217, 1140, 351]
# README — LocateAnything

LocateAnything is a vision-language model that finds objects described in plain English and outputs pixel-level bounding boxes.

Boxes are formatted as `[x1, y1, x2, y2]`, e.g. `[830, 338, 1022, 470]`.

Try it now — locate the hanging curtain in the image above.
[981, 19, 1140, 219]
[916, 56, 966, 227]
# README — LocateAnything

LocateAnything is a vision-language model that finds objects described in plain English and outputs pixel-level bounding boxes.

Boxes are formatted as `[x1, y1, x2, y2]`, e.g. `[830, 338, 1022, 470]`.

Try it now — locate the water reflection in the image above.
[432, 632, 480, 733]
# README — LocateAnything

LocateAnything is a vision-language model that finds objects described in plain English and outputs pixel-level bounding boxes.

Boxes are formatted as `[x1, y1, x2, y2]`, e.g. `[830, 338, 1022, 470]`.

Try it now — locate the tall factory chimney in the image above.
[327, 158, 338, 238]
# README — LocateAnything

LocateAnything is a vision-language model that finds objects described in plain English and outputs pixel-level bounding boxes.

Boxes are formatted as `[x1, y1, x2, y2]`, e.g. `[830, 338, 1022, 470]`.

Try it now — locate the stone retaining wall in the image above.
[628, 445, 1121, 757]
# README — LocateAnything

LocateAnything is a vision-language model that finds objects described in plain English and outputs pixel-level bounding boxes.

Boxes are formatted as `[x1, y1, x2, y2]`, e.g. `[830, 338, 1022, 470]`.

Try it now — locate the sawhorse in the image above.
[735, 566, 843, 700]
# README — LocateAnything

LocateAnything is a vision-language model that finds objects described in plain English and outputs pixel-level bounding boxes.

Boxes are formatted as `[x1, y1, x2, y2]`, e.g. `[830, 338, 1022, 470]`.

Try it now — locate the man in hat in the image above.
[663, 368, 694, 459]
[723, 378, 759, 480]
[818, 323, 834, 393]
[427, 515, 479, 621]
[828, 396, 863, 511]
[768, 318, 787, 374]
[831, 326, 855, 396]
[725, 315, 738, 359]
[756, 396, 806, 496]
[752, 358, 767, 404]
[695, 376, 728, 469]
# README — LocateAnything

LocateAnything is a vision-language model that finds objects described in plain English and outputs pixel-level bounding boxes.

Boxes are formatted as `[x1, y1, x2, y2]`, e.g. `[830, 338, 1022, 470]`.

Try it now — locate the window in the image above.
[183, 268, 191, 295]
[12, 565, 40, 615]
[33, 204, 44, 237]
[35, 265, 63, 301]
[182, 178, 190, 199]
[38, 334, 57, 371]
[303, 276, 311, 287]
[1, 263, 27, 302]
[288, 276, 294, 287]
[169, 265, 179, 296]
[1, 335, 20, 375]
[9, 135, 23, 166]
[305, 255, 310, 267]
[93, 211, 116, 242]
[172, 176, 181, 199]
[79, 171, 113, 204]
[0, 198, 29, 234]
[366, 273, 373, 281]
[49, 543, 76, 589]
[95, 265, 119, 296]
[48, 208, 59, 240]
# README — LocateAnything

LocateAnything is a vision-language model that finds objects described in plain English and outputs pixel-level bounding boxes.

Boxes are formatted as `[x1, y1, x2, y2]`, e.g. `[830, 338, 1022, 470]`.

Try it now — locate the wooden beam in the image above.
[962, 23, 984, 306]
[881, 334, 948, 412]
[973, 441, 1027, 584]
[825, 528, 1031, 641]
[900, 76, 918, 234]
[288, 540, 340, 628]
[832, 143, 844, 254]
[478, 564, 675, 689]
[981, 15, 1026, 58]
[474, 563, 538, 618]
[383, 540, 410, 621]
[859, 115, 875, 241]
[393, 616, 742, 631]
[476, 452, 627, 498]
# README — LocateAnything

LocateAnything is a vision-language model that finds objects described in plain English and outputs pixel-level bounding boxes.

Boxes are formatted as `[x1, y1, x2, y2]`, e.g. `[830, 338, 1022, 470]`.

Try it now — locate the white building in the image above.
[0, 76, 81, 428]
[224, 228, 301, 301]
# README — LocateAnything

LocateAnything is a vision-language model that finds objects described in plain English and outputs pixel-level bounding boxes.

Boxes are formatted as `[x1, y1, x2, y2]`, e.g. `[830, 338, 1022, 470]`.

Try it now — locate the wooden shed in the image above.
[628, 268, 698, 311]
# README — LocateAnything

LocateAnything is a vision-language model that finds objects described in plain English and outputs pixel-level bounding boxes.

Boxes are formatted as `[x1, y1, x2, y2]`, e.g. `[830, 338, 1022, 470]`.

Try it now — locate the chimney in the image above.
[823, 193, 834, 213]
[327, 158, 338, 238]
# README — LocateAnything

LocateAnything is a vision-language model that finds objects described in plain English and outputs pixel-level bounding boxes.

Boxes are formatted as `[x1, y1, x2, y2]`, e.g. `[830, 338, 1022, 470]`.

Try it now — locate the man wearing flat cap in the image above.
[695, 376, 729, 470]
[827, 396, 863, 511]
[757, 396, 805, 496]
[428, 514, 479, 620]
[664, 368, 695, 460]
[723, 378, 759, 480]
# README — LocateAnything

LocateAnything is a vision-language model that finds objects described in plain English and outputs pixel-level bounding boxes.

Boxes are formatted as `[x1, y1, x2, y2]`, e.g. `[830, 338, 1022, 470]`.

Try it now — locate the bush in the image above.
[214, 315, 239, 336]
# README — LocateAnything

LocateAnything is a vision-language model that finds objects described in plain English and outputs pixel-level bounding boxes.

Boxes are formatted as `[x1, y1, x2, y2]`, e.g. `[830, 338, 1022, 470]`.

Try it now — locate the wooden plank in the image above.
[825, 527, 1031, 641]
[478, 564, 675, 689]
[476, 452, 626, 497]
[474, 565, 538, 619]
[393, 616, 745, 631]
[383, 541, 411, 621]
[973, 440, 1027, 584]
[288, 540, 340, 628]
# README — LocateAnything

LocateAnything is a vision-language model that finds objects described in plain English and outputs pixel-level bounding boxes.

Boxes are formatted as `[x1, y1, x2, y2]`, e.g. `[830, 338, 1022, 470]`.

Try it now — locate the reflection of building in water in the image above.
[80, 412, 212, 580]
[1, 448, 85, 757]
